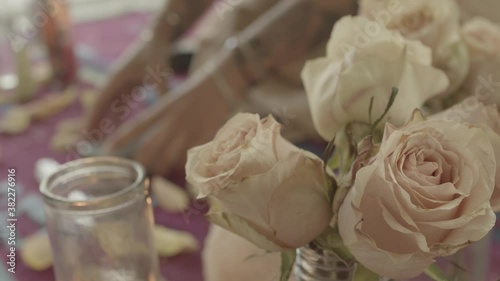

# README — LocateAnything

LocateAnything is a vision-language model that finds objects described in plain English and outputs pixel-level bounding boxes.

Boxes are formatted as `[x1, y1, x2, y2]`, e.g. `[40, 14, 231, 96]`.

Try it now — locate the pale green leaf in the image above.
[314, 230, 354, 264]
[327, 148, 341, 171]
[353, 264, 378, 281]
[368, 96, 375, 126]
[323, 136, 336, 165]
[280, 250, 296, 281]
[323, 136, 338, 203]
[371, 87, 398, 134]
[424, 263, 450, 281]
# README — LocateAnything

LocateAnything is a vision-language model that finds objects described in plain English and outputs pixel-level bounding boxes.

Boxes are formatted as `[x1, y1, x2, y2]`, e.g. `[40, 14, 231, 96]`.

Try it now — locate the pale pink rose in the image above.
[186, 113, 331, 251]
[432, 97, 500, 212]
[301, 15, 449, 141]
[338, 113, 496, 279]
[462, 18, 500, 106]
[359, 0, 469, 94]
[186, 113, 296, 197]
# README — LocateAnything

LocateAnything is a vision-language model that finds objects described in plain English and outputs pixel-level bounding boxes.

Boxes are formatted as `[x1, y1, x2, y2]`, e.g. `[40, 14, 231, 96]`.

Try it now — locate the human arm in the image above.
[85, 0, 215, 132]
[99, 0, 357, 175]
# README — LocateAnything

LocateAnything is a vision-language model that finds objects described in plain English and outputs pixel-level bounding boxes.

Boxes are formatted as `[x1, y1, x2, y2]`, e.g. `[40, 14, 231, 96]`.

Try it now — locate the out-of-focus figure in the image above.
[39, 0, 77, 86]
[85, 0, 357, 176]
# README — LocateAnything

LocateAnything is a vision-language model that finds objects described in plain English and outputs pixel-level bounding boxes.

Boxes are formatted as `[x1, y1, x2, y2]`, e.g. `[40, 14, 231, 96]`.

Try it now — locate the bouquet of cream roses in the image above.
[186, 0, 500, 280]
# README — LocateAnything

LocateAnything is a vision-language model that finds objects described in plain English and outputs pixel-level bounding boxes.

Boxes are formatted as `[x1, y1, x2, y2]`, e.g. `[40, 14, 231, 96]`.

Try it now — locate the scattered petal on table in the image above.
[154, 224, 199, 257]
[50, 130, 81, 152]
[25, 87, 77, 121]
[51, 118, 84, 153]
[56, 118, 84, 134]
[0, 107, 31, 135]
[20, 230, 53, 271]
[34, 158, 60, 183]
[152, 176, 190, 213]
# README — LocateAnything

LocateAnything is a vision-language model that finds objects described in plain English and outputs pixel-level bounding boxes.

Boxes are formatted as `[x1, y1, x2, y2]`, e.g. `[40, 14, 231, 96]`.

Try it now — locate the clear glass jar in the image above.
[294, 243, 356, 281]
[40, 157, 163, 281]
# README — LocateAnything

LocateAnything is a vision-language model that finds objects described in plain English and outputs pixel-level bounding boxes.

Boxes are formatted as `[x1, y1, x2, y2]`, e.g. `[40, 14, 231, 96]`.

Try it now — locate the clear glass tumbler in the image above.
[40, 157, 163, 281]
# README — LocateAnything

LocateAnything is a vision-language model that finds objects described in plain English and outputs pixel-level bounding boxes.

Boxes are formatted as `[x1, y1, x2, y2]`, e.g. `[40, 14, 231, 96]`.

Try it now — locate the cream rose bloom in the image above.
[432, 97, 500, 212]
[301, 15, 449, 141]
[338, 114, 496, 279]
[359, 0, 469, 94]
[203, 225, 296, 281]
[462, 18, 500, 106]
[186, 113, 331, 251]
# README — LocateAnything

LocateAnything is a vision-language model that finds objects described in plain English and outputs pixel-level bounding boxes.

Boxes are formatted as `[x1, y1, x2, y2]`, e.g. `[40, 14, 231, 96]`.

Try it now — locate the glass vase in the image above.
[40, 157, 163, 281]
[294, 243, 356, 281]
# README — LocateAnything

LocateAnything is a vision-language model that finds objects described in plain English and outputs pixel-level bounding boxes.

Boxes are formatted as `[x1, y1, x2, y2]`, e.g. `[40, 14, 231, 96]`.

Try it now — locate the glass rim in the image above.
[40, 156, 146, 208]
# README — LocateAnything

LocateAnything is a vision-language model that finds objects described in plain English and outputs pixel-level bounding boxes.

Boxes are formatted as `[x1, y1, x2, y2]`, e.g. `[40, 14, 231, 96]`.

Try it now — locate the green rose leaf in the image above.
[424, 263, 450, 281]
[280, 250, 296, 281]
[353, 264, 378, 281]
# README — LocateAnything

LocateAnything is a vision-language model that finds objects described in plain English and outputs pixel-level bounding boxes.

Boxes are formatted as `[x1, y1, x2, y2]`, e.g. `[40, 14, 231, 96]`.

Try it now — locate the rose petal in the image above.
[207, 210, 288, 252]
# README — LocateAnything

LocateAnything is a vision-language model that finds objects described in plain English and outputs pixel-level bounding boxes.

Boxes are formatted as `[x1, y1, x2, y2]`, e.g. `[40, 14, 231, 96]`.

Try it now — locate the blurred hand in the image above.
[100, 68, 235, 176]
[85, 33, 170, 133]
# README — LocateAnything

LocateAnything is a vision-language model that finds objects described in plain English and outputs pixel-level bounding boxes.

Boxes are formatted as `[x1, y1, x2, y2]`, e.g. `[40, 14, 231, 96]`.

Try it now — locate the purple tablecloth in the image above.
[1, 12, 499, 281]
